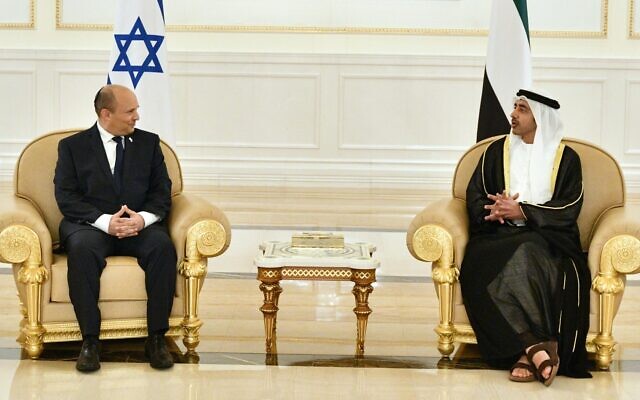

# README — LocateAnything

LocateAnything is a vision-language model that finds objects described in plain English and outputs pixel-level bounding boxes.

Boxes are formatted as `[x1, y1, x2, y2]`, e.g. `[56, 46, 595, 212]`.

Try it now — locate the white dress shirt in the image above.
[91, 122, 160, 233]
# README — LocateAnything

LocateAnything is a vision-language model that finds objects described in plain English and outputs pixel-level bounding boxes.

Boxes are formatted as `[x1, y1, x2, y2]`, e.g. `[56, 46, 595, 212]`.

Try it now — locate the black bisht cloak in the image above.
[459, 136, 591, 378]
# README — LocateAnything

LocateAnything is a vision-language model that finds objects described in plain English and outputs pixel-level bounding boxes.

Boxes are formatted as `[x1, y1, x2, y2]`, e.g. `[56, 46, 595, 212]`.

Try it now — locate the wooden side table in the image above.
[254, 241, 380, 358]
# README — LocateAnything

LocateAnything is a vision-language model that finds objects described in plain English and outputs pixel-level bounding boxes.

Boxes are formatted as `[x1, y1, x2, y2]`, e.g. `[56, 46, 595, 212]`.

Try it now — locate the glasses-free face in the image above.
[101, 88, 139, 136]
[510, 99, 537, 143]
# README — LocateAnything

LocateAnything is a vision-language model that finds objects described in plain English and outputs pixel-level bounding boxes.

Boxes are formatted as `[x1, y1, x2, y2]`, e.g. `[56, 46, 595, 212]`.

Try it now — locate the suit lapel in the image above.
[88, 124, 118, 193]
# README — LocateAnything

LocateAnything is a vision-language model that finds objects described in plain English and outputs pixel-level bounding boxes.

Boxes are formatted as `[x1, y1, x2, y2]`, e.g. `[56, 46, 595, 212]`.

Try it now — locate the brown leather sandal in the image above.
[526, 341, 560, 386]
[508, 361, 537, 382]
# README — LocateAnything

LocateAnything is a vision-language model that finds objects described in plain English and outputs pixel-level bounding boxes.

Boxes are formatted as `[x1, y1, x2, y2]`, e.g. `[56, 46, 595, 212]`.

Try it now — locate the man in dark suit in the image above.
[54, 84, 177, 372]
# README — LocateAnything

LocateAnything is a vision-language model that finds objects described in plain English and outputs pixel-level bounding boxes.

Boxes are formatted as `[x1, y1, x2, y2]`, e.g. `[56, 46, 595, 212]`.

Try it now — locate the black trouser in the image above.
[64, 224, 177, 337]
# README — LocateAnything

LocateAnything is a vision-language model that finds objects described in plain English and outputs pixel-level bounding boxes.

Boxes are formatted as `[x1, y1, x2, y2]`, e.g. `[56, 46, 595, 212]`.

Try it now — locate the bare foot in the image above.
[527, 344, 552, 379]
[511, 354, 534, 379]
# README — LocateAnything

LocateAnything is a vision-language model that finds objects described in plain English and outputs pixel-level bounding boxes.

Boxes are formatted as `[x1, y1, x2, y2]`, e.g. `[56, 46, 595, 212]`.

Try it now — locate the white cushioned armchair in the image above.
[407, 136, 640, 370]
[0, 129, 231, 358]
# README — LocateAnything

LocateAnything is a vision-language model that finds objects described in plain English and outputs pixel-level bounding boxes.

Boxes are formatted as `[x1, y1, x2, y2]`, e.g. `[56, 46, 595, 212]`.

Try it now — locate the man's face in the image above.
[102, 89, 139, 135]
[510, 99, 537, 140]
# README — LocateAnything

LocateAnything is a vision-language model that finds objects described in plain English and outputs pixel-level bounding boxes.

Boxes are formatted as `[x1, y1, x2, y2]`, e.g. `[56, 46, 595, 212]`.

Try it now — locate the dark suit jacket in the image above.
[54, 123, 172, 243]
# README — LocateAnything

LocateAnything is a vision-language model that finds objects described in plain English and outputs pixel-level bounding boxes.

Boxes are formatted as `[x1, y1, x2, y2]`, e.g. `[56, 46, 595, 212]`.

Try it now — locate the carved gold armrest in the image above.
[406, 198, 468, 356]
[0, 195, 52, 263]
[168, 193, 231, 271]
[407, 198, 468, 264]
[589, 205, 640, 276]
[0, 195, 51, 359]
[588, 205, 640, 370]
[166, 193, 232, 355]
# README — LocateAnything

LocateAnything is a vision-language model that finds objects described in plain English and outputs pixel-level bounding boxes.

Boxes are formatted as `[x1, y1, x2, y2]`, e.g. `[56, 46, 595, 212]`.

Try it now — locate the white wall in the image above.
[1, 0, 640, 193]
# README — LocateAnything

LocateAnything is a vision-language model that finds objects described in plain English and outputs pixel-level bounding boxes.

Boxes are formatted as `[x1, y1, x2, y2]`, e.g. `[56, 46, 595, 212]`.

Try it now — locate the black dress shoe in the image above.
[76, 339, 100, 372]
[145, 334, 174, 369]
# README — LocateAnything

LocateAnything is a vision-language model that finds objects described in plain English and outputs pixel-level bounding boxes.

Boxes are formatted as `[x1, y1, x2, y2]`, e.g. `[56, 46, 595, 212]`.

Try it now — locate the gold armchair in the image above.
[0, 129, 231, 359]
[407, 136, 640, 370]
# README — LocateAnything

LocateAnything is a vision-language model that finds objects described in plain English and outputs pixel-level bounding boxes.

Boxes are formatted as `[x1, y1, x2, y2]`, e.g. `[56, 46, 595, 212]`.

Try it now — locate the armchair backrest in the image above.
[14, 129, 183, 245]
[452, 136, 625, 251]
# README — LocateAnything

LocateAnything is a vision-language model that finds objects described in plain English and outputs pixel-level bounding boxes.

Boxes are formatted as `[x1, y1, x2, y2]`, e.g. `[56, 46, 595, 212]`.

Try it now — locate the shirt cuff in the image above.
[90, 214, 112, 234]
[138, 211, 159, 229]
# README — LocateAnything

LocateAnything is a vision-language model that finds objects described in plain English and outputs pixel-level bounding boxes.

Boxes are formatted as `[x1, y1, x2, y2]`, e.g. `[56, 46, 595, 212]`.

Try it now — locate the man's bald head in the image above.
[94, 84, 140, 135]
[94, 84, 134, 116]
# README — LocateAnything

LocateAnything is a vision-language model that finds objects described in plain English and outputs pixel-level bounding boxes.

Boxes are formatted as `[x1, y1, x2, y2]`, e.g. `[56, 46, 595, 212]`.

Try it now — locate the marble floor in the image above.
[1, 272, 639, 399]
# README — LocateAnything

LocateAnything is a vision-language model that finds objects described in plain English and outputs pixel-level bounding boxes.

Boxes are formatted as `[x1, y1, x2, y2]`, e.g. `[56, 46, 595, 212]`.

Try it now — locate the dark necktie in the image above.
[112, 136, 125, 193]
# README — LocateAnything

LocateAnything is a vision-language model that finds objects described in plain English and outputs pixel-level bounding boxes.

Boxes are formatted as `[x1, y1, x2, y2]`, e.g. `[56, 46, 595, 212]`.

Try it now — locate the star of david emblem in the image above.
[112, 17, 164, 88]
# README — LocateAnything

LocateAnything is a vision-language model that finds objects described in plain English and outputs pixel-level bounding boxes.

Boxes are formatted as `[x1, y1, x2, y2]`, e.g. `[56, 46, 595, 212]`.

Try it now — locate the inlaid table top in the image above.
[254, 241, 380, 270]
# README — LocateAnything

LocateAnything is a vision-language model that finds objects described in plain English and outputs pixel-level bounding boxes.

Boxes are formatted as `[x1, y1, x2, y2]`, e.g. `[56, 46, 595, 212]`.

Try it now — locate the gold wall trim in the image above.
[164, 25, 487, 36]
[0, 0, 35, 29]
[632, 0, 640, 38]
[54, 0, 608, 38]
[55, 0, 109, 31]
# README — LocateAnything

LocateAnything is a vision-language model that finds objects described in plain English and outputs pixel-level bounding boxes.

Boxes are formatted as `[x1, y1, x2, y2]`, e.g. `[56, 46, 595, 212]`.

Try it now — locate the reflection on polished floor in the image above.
[1, 272, 640, 399]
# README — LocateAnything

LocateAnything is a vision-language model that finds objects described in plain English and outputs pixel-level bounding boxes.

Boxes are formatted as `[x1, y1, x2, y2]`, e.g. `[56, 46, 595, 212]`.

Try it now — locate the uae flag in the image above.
[476, 0, 532, 142]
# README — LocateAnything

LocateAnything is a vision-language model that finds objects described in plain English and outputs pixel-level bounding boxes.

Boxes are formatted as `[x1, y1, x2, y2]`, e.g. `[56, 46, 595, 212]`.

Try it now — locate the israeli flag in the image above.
[108, 0, 174, 145]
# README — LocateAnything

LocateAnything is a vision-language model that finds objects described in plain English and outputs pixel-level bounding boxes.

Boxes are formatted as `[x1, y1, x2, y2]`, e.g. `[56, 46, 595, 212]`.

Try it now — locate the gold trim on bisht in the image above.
[480, 146, 488, 196]
[503, 135, 511, 196]
[523, 185, 583, 210]
[550, 143, 566, 194]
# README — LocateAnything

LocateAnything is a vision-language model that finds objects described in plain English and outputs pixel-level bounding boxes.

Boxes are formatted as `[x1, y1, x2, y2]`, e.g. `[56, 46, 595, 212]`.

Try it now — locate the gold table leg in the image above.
[258, 265, 376, 359]
[352, 269, 375, 356]
[259, 278, 282, 354]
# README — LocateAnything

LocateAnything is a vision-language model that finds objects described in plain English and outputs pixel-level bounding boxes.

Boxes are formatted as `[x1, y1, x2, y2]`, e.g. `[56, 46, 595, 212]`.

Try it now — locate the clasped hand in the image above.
[108, 205, 145, 238]
[484, 191, 524, 224]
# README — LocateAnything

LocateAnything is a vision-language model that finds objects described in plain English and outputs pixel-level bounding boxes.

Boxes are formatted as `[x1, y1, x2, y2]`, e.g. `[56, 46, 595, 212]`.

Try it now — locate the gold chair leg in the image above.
[181, 275, 204, 355]
[434, 280, 456, 357]
[1, 226, 48, 359]
[432, 254, 458, 357]
[591, 235, 638, 370]
[592, 289, 619, 370]
[592, 271, 622, 370]
[22, 278, 46, 359]
[178, 219, 229, 356]
[593, 294, 616, 370]
[412, 224, 459, 357]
